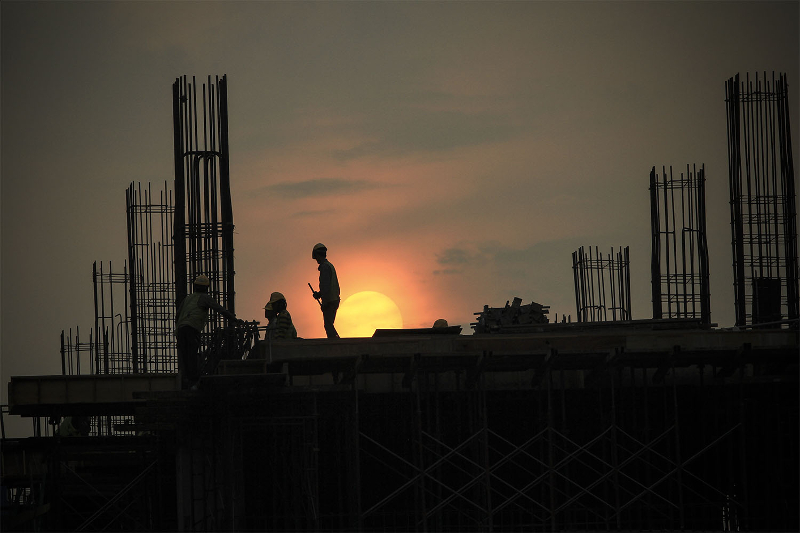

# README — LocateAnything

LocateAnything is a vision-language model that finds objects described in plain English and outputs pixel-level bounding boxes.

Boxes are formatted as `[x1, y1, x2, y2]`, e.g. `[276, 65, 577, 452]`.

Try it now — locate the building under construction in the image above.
[2, 74, 797, 532]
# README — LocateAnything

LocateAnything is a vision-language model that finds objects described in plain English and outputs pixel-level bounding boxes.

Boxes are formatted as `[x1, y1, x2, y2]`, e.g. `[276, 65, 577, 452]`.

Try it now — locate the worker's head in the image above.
[433, 319, 449, 328]
[266, 291, 287, 313]
[193, 274, 210, 292]
[312, 243, 327, 261]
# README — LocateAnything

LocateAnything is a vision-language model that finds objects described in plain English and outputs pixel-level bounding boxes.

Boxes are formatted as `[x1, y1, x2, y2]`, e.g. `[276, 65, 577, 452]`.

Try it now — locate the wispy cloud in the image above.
[433, 268, 461, 276]
[436, 247, 474, 265]
[332, 108, 523, 160]
[256, 178, 384, 199]
[434, 243, 496, 274]
[290, 208, 338, 219]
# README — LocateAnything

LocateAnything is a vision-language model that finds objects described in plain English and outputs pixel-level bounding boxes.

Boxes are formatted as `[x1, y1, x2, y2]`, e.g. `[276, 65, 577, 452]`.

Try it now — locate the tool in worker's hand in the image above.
[308, 283, 322, 307]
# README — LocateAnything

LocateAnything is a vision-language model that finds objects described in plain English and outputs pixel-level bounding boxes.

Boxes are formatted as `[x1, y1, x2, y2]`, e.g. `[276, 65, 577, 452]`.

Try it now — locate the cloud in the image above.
[433, 268, 461, 276]
[291, 208, 338, 219]
[433, 238, 595, 278]
[434, 242, 504, 274]
[436, 247, 474, 266]
[332, 108, 523, 160]
[255, 178, 384, 199]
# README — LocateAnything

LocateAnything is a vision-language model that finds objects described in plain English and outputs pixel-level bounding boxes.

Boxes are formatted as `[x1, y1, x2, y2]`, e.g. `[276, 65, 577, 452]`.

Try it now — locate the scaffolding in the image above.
[726, 72, 798, 328]
[356, 374, 746, 531]
[572, 246, 631, 322]
[118, 326, 797, 532]
[649, 165, 711, 324]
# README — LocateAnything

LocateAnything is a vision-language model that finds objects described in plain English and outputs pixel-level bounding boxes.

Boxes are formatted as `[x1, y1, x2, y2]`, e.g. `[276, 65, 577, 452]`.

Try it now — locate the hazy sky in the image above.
[1, 1, 798, 433]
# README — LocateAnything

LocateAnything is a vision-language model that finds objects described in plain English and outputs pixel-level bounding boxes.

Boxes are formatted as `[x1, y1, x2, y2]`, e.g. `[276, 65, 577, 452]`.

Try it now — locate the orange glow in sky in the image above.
[336, 291, 403, 337]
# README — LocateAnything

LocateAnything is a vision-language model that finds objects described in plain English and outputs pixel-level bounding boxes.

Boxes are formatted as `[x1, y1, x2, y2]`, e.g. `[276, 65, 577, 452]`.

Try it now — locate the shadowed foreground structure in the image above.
[3, 322, 798, 531]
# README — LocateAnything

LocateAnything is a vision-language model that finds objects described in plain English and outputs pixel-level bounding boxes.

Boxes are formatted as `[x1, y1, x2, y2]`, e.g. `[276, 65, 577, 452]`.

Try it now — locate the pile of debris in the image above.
[471, 297, 550, 334]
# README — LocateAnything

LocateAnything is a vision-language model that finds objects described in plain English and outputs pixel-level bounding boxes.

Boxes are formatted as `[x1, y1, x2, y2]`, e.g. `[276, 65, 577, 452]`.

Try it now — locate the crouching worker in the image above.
[175, 274, 239, 389]
[264, 291, 297, 340]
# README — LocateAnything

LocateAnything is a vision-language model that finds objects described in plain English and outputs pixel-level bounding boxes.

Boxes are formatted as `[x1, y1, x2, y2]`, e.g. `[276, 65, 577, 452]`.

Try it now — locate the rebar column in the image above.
[649, 165, 710, 323]
[726, 72, 798, 327]
[572, 246, 632, 322]
[126, 181, 176, 374]
[172, 75, 236, 342]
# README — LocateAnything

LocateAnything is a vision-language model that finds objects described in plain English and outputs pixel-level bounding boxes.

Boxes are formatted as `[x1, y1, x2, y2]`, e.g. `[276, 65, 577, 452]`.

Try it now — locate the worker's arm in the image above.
[199, 294, 237, 322]
[318, 262, 331, 301]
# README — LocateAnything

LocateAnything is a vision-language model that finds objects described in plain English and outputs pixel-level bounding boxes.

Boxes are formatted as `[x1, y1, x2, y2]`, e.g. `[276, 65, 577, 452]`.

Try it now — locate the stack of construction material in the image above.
[471, 297, 550, 334]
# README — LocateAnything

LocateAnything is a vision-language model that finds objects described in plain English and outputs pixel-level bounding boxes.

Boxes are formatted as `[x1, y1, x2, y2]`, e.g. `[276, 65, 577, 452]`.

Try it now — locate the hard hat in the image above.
[433, 319, 449, 328]
[265, 291, 286, 310]
[312, 243, 327, 258]
[268, 291, 285, 304]
[193, 274, 210, 286]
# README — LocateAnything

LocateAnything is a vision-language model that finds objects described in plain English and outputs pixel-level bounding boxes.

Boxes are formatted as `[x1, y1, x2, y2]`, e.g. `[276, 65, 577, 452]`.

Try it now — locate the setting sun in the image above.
[336, 291, 403, 337]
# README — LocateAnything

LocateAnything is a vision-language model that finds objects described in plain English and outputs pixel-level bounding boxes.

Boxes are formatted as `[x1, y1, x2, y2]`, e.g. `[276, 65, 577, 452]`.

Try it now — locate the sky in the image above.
[1, 1, 798, 436]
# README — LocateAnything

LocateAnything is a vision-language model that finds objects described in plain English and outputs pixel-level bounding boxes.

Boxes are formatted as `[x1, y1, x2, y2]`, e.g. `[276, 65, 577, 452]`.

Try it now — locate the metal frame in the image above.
[92, 261, 131, 375]
[726, 72, 798, 328]
[126, 181, 177, 374]
[172, 75, 235, 330]
[649, 165, 710, 324]
[572, 246, 631, 322]
[348, 360, 795, 532]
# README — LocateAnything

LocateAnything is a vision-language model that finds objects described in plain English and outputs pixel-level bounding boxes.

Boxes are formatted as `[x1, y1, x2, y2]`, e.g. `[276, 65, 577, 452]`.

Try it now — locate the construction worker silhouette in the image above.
[264, 291, 297, 340]
[311, 243, 340, 338]
[175, 274, 238, 389]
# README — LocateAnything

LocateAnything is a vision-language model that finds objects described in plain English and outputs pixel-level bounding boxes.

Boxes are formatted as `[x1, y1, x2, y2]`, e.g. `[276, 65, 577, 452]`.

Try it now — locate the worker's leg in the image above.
[177, 326, 201, 388]
[322, 300, 340, 338]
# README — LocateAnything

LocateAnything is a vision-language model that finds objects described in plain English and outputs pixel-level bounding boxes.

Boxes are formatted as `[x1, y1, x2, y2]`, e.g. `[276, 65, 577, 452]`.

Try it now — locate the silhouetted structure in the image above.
[726, 72, 798, 328]
[472, 297, 550, 333]
[572, 246, 631, 322]
[6, 327, 798, 531]
[172, 75, 236, 347]
[649, 165, 711, 324]
[3, 73, 798, 533]
[126, 181, 177, 373]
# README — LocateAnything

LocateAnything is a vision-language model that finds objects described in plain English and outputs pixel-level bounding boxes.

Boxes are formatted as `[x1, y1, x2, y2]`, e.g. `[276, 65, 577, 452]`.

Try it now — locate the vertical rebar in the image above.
[649, 164, 710, 323]
[726, 72, 798, 327]
[573, 246, 631, 322]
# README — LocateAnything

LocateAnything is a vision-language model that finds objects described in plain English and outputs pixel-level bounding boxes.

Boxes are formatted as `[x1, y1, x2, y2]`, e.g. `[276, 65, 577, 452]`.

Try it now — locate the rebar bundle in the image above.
[649, 165, 710, 324]
[59, 327, 93, 377]
[726, 72, 798, 327]
[126, 182, 176, 373]
[172, 75, 235, 334]
[92, 260, 132, 375]
[572, 246, 631, 322]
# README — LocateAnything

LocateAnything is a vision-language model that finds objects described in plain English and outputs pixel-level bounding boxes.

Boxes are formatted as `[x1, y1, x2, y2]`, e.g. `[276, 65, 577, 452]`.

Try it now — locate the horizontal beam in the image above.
[259, 327, 797, 375]
[7, 326, 796, 417]
[8, 374, 178, 416]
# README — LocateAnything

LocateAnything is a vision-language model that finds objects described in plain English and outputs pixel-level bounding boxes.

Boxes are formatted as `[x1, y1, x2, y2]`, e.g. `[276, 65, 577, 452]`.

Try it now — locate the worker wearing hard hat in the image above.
[433, 319, 449, 328]
[175, 274, 239, 389]
[264, 291, 297, 340]
[311, 243, 340, 338]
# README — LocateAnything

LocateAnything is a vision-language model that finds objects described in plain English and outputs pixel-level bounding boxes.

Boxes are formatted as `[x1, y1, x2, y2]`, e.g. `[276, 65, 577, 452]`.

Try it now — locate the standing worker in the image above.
[311, 243, 340, 338]
[175, 274, 239, 389]
[264, 291, 297, 340]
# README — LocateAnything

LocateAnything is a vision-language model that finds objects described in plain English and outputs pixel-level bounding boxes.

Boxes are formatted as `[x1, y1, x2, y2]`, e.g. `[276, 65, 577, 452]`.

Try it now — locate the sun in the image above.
[337, 291, 403, 337]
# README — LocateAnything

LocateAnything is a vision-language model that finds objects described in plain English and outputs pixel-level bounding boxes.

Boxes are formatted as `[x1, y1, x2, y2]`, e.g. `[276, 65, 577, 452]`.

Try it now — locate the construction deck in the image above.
[3, 324, 798, 531]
